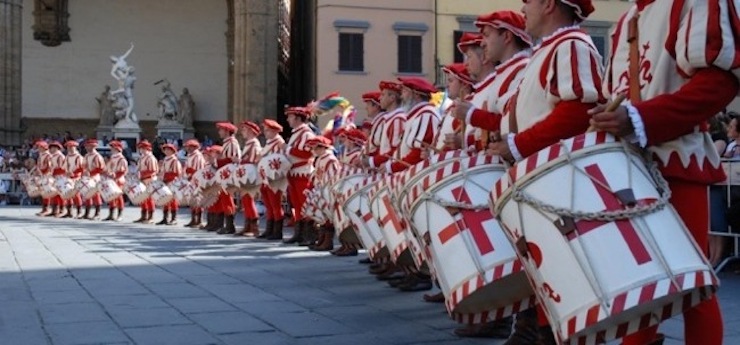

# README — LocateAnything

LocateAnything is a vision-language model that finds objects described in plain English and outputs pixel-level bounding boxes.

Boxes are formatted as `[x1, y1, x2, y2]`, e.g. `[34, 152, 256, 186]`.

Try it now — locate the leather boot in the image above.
[335, 246, 359, 257]
[78, 207, 90, 219]
[248, 219, 259, 237]
[61, 205, 73, 218]
[115, 208, 123, 221]
[311, 225, 334, 251]
[503, 309, 549, 345]
[156, 210, 170, 225]
[308, 230, 327, 250]
[36, 204, 49, 216]
[103, 207, 115, 221]
[258, 219, 274, 239]
[207, 214, 223, 231]
[217, 214, 236, 234]
[90, 206, 101, 220]
[330, 244, 346, 255]
[199, 213, 212, 230]
[75, 206, 83, 218]
[455, 318, 512, 339]
[268, 218, 284, 240]
[47, 205, 59, 217]
[299, 222, 317, 246]
[184, 211, 196, 227]
[143, 210, 154, 224]
[283, 220, 303, 244]
[133, 209, 147, 223]
[192, 212, 203, 228]
[167, 210, 177, 225]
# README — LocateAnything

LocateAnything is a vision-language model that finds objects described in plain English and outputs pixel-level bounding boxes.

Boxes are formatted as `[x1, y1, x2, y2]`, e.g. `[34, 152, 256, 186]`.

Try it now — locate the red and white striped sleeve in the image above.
[546, 39, 605, 105]
[676, 0, 740, 84]
[386, 115, 405, 151]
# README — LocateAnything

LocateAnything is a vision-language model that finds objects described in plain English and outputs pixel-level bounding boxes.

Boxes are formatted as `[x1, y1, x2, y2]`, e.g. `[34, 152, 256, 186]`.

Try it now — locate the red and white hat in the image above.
[64, 140, 79, 148]
[559, 0, 595, 22]
[49, 141, 63, 149]
[84, 139, 99, 147]
[216, 122, 238, 134]
[161, 143, 177, 152]
[240, 121, 261, 135]
[441, 63, 475, 86]
[35, 140, 49, 149]
[208, 145, 223, 154]
[109, 140, 123, 150]
[475, 10, 532, 46]
[184, 139, 200, 149]
[456, 32, 483, 54]
[398, 77, 437, 96]
[137, 140, 152, 150]
[379, 80, 402, 93]
[306, 136, 333, 149]
[347, 129, 368, 144]
[361, 120, 373, 130]
[262, 119, 283, 132]
[285, 107, 311, 119]
[362, 91, 382, 105]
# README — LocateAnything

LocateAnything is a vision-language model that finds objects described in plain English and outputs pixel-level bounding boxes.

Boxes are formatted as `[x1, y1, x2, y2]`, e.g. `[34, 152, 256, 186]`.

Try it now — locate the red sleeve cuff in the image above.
[515, 100, 594, 159]
[470, 109, 502, 132]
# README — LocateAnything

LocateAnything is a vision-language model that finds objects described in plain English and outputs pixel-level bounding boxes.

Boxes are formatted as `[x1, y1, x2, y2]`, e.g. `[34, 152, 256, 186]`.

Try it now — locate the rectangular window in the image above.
[398, 35, 422, 74]
[339, 32, 364, 72]
[453, 31, 465, 63]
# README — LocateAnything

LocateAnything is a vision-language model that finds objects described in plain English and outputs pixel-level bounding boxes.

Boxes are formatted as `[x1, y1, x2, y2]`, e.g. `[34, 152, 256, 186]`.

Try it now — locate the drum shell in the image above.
[99, 179, 123, 203]
[76, 176, 99, 200]
[344, 174, 389, 261]
[55, 177, 77, 201]
[147, 180, 175, 207]
[124, 179, 149, 205]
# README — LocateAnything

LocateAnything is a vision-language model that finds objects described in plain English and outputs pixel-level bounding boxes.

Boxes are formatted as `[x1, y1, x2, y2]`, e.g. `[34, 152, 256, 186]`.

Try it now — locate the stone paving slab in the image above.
[1, 206, 739, 345]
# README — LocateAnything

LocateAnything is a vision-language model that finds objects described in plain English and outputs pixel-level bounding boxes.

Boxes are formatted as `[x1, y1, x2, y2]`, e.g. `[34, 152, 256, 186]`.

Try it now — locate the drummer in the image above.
[257, 119, 287, 240]
[64, 140, 85, 219]
[213, 122, 242, 234]
[283, 107, 316, 244]
[200, 145, 223, 231]
[431, 63, 474, 153]
[82, 139, 106, 220]
[134, 140, 159, 224]
[156, 143, 182, 225]
[590, 0, 739, 344]
[183, 139, 206, 227]
[34, 141, 53, 217]
[235, 121, 262, 237]
[104, 140, 128, 222]
[305, 136, 339, 251]
[329, 128, 367, 257]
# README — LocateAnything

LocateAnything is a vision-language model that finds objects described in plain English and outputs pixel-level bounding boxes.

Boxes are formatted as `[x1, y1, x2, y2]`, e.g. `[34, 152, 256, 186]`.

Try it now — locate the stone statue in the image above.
[155, 79, 179, 121]
[178, 88, 195, 128]
[109, 44, 138, 124]
[96, 85, 116, 126]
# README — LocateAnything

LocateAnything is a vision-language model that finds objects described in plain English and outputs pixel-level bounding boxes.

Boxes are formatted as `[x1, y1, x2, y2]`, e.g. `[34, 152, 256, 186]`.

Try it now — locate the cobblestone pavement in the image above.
[0, 206, 737, 345]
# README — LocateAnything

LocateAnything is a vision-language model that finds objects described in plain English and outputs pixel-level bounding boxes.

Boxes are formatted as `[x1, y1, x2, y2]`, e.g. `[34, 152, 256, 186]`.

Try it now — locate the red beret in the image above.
[361, 120, 373, 130]
[240, 121, 261, 135]
[64, 140, 79, 148]
[362, 91, 382, 105]
[379, 80, 402, 93]
[457, 32, 483, 54]
[216, 122, 237, 134]
[475, 10, 532, 46]
[306, 136, 332, 149]
[109, 140, 123, 150]
[137, 140, 152, 150]
[49, 141, 63, 149]
[161, 143, 176, 152]
[347, 129, 368, 144]
[441, 63, 475, 86]
[560, 0, 595, 22]
[35, 140, 49, 149]
[335, 127, 349, 138]
[184, 139, 200, 148]
[285, 107, 311, 119]
[208, 145, 223, 154]
[84, 139, 99, 147]
[263, 119, 283, 132]
[398, 77, 437, 95]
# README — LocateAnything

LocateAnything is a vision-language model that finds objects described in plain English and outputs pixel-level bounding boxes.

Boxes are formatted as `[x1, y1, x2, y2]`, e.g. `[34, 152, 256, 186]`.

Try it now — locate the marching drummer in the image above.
[257, 119, 287, 240]
[104, 140, 128, 222]
[363, 81, 405, 170]
[283, 107, 316, 244]
[157, 143, 182, 225]
[200, 145, 223, 231]
[305, 136, 339, 251]
[64, 140, 85, 219]
[183, 139, 206, 228]
[34, 141, 53, 217]
[432, 63, 474, 153]
[235, 121, 263, 237]
[342, 129, 366, 168]
[82, 139, 106, 220]
[213, 122, 242, 234]
[589, 1, 740, 344]
[48, 141, 67, 217]
[134, 140, 158, 224]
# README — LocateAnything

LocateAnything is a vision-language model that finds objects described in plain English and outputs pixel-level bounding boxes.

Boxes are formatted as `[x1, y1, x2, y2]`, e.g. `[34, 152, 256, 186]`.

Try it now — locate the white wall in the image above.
[22, 0, 228, 121]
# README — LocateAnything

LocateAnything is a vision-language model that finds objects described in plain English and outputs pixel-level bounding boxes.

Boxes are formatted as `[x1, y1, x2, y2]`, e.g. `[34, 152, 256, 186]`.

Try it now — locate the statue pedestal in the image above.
[112, 120, 142, 153]
[95, 125, 114, 142]
[156, 120, 192, 142]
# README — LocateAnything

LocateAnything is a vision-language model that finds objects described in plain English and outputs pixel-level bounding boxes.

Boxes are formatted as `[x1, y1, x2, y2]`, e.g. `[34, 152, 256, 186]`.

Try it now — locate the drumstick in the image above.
[587, 94, 627, 132]
[414, 139, 443, 154]
[378, 154, 411, 168]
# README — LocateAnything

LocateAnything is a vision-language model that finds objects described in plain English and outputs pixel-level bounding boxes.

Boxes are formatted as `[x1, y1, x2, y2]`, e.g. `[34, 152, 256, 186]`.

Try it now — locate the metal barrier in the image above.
[711, 160, 740, 272]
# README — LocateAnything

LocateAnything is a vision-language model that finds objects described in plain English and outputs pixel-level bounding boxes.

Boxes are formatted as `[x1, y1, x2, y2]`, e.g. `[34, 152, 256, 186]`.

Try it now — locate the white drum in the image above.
[171, 178, 191, 206]
[344, 174, 388, 261]
[404, 152, 534, 324]
[76, 176, 99, 200]
[147, 180, 175, 207]
[303, 188, 328, 224]
[22, 175, 42, 198]
[369, 174, 417, 266]
[99, 178, 123, 203]
[330, 168, 367, 247]
[234, 164, 261, 196]
[124, 178, 149, 205]
[259, 153, 291, 192]
[216, 163, 240, 194]
[55, 176, 77, 201]
[490, 132, 718, 344]
[39, 177, 58, 199]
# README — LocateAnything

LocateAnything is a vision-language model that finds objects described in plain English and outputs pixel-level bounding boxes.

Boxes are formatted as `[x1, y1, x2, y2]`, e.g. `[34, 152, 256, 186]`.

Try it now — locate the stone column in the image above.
[0, 0, 22, 146]
[231, 0, 278, 125]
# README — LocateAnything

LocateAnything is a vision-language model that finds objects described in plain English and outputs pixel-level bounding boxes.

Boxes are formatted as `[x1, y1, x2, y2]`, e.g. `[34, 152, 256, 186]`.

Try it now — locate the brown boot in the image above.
[206, 214, 223, 231]
[167, 210, 177, 225]
[308, 230, 326, 249]
[103, 207, 116, 221]
[248, 219, 259, 237]
[115, 208, 123, 221]
[191, 212, 203, 228]
[335, 246, 359, 257]
[258, 219, 274, 239]
[36, 204, 49, 216]
[299, 221, 318, 246]
[268, 218, 284, 240]
[77, 207, 89, 219]
[59, 205, 73, 218]
[89, 205, 101, 220]
[455, 319, 512, 339]
[142, 210, 155, 224]
[156, 210, 169, 225]
[217, 215, 236, 234]
[184, 211, 197, 227]
[283, 220, 303, 244]
[311, 225, 334, 251]
[199, 213, 212, 230]
[133, 209, 147, 223]
[503, 309, 551, 345]
[47, 205, 59, 217]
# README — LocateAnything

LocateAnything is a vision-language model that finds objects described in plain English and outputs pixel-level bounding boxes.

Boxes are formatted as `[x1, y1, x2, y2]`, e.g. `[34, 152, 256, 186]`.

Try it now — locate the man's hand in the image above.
[453, 100, 473, 121]
[588, 105, 634, 137]
[420, 149, 430, 160]
[376, 163, 387, 174]
[488, 140, 514, 163]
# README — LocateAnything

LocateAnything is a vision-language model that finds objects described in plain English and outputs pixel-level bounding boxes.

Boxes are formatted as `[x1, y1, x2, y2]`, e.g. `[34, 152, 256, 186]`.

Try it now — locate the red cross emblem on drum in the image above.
[437, 186, 495, 255]
[380, 195, 405, 234]
[219, 168, 231, 180]
[559, 164, 655, 265]
[269, 157, 282, 171]
[236, 167, 247, 178]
